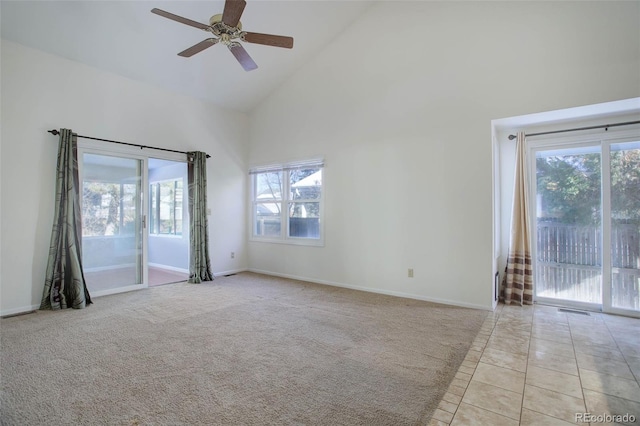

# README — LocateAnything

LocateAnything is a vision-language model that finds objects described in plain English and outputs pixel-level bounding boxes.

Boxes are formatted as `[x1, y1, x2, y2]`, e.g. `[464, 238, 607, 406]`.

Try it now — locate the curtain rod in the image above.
[508, 120, 640, 140]
[47, 129, 210, 158]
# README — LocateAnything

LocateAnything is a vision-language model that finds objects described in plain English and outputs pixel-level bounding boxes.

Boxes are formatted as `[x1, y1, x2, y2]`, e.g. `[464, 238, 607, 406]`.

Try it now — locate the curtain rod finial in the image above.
[48, 129, 59, 136]
[508, 134, 517, 140]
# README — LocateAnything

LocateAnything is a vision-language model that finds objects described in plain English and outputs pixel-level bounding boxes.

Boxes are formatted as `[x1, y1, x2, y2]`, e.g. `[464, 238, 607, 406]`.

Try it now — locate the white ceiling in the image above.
[1, 0, 372, 112]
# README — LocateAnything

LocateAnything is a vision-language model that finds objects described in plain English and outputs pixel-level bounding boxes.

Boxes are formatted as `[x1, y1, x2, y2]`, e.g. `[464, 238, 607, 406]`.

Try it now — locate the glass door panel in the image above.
[81, 153, 143, 293]
[534, 147, 602, 306]
[609, 141, 640, 312]
[147, 158, 189, 286]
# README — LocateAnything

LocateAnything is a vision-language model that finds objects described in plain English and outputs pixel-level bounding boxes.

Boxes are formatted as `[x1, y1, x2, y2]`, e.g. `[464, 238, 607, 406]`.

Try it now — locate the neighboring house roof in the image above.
[291, 170, 322, 188]
[256, 170, 322, 216]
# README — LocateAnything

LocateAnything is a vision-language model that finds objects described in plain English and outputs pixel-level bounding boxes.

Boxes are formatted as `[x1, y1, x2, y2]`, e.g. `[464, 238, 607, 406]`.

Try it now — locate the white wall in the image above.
[0, 40, 249, 315]
[248, 1, 640, 309]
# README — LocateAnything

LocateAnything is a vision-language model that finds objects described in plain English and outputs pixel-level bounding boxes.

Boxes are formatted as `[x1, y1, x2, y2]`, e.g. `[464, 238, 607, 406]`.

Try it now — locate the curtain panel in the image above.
[188, 151, 213, 283]
[501, 132, 533, 305]
[40, 129, 92, 310]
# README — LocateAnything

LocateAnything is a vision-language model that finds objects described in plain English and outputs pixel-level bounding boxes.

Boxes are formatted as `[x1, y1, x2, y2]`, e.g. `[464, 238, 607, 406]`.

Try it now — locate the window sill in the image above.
[149, 234, 184, 239]
[249, 237, 324, 247]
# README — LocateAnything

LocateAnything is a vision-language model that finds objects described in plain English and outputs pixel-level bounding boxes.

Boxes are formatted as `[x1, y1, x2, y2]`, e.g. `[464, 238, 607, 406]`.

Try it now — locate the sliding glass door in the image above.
[534, 145, 602, 307]
[608, 141, 640, 314]
[532, 137, 640, 316]
[81, 152, 145, 294]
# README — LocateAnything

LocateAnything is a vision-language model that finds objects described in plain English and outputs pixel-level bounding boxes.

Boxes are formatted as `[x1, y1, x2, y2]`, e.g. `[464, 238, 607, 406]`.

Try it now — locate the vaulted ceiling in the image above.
[1, 1, 372, 112]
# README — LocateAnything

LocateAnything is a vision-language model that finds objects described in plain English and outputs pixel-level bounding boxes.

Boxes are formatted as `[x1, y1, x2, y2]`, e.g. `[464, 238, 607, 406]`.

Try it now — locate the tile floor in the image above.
[429, 303, 640, 425]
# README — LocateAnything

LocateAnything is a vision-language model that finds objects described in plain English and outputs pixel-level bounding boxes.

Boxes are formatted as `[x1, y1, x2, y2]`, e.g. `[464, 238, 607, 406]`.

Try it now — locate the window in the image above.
[250, 160, 323, 244]
[149, 179, 183, 235]
[82, 181, 138, 236]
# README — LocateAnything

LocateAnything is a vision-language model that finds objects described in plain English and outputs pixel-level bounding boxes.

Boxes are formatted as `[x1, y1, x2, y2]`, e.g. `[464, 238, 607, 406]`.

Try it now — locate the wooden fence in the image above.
[536, 223, 640, 310]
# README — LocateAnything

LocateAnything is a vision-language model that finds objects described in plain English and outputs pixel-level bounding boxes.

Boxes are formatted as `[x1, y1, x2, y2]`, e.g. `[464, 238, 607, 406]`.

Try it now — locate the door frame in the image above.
[78, 140, 188, 297]
[602, 136, 640, 318]
[527, 126, 640, 318]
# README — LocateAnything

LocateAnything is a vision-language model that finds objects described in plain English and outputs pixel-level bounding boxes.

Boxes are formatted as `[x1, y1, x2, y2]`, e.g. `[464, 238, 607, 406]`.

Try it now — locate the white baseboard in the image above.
[248, 268, 492, 311]
[214, 268, 249, 278]
[1, 304, 40, 317]
[1, 285, 147, 316]
[0, 267, 246, 316]
[1, 268, 488, 317]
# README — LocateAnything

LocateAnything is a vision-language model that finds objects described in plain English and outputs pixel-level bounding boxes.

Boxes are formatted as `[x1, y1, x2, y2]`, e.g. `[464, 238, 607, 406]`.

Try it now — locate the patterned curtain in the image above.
[501, 132, 533, 305]
[40, 129, 92, 310]
[188, 152, 213, 283]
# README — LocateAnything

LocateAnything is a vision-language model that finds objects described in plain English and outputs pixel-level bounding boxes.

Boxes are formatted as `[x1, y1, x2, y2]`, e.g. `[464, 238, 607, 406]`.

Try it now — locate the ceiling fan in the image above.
[151, 0, 293, 71]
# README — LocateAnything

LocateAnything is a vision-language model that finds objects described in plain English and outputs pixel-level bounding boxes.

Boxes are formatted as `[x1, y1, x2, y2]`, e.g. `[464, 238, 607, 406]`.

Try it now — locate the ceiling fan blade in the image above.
[222, 0, 246, 28]
[243, 32, 294, 49]
[178, 38, 219, 57]
[228, 44, 257, 71]
[151, 8, 209, 30]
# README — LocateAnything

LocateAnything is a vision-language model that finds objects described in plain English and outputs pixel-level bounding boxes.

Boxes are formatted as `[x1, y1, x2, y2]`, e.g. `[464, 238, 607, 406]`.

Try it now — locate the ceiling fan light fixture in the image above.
[220, 34, 240, 47]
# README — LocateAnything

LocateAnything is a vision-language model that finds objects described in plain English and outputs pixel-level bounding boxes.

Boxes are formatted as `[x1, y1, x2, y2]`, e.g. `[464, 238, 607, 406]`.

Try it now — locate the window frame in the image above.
[249, 160, 324, 246]
[526, 126, 640, 317]
[149, 177, 184, 237]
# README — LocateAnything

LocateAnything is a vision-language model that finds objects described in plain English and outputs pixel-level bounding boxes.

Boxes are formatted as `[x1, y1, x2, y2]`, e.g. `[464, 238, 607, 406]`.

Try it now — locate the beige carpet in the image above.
[0, 273, 487, 425]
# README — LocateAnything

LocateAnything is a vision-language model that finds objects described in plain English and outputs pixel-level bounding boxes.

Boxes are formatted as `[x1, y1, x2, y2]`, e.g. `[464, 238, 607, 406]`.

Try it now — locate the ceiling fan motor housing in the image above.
[208, 13, 244, 46]
[209, 13, 241, 30]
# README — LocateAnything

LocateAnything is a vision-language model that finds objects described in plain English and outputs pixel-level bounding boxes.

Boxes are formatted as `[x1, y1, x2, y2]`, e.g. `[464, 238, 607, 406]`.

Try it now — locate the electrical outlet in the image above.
[408, 268, 414, 278]
[231, 252, 235, 259]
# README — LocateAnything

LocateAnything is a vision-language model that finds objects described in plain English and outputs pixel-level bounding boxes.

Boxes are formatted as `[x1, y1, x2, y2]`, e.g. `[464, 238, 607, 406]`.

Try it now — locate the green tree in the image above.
[537, 148, 640, 225]
[536, 153, 601, 225]
[82, 182, 121, 236]
[611, 149, 640, 223]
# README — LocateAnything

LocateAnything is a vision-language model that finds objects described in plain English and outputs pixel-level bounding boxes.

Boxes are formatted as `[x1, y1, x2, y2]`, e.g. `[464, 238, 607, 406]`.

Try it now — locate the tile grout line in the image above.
[602, 314, 640, 386]
[534, 308, 591, 425]
[435, 321, 487, 426]
[567, 312, 591, 423]
[518, 306, 534, 425]
[444, 305, 501, 425]
[520, 305, 586, 424]
[578, 314, 640, 409]
[445, 304, 640, 426]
